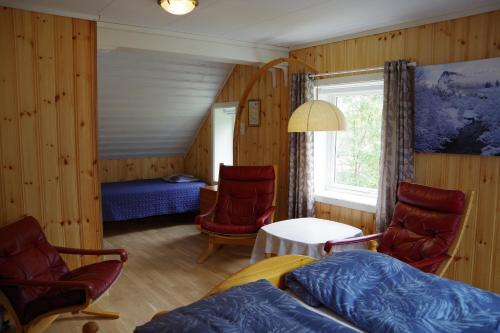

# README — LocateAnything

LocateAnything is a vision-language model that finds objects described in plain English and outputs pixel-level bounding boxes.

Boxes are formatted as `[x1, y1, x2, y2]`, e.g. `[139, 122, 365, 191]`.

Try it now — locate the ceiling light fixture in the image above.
[158, 0, 198, 15]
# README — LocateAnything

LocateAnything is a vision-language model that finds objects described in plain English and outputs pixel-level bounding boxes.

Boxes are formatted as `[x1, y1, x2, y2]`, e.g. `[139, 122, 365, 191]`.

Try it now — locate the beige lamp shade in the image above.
[288, 100, 346, 132]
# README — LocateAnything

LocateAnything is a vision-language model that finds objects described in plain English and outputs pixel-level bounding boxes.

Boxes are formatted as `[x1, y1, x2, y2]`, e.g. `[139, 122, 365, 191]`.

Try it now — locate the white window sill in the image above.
[315, 190, 376, 213]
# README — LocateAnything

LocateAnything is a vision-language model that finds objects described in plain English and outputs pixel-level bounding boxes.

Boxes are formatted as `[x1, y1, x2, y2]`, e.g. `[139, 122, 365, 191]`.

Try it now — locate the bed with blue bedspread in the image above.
[101, 179, 207, 222]
[136, 250, 500, 333]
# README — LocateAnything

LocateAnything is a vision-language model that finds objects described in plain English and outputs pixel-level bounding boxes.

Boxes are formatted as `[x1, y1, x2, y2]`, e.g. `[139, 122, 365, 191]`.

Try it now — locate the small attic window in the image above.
[212, 102, 237, 183]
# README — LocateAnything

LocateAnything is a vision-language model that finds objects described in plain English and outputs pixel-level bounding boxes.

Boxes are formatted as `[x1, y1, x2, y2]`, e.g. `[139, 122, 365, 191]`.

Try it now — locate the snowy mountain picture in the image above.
[415, 57, 500, 156]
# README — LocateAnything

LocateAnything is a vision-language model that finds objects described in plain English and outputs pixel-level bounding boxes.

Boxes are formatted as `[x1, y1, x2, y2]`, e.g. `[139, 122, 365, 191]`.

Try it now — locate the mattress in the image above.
[101, 178, 207, 222]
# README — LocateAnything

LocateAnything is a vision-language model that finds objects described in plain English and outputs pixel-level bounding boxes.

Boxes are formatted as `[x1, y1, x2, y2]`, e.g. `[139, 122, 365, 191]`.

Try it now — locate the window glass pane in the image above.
[333, 94, 383, 189]
[318, 81, 383, 193]
[212, 106, 236, 182]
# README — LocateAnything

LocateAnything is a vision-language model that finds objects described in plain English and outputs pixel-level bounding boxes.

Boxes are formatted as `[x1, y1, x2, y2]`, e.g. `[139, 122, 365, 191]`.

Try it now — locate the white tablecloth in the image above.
[250, 218, 366, 263]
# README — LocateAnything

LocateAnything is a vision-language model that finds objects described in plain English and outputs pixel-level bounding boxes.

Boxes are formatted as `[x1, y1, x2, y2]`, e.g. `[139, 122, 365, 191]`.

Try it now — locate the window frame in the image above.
[315, 73, 383, 200]
[211, 102, 238, 184]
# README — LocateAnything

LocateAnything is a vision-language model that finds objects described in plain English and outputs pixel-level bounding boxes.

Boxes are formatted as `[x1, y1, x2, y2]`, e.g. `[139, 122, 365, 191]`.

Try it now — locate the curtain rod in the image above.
[308, 62, 416, 79]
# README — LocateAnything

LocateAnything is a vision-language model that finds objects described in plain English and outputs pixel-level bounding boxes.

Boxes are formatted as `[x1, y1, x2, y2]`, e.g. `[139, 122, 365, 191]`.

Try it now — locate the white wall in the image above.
[98, 48, 233, 159]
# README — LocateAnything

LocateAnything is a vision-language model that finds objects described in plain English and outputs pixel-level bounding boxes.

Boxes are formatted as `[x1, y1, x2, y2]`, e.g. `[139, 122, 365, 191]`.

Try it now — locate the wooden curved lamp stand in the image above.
[232, 57, 319, 165]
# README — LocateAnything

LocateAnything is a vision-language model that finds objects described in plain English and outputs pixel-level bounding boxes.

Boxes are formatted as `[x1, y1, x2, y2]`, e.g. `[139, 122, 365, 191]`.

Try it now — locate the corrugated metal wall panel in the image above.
[98, 49, 233, 159]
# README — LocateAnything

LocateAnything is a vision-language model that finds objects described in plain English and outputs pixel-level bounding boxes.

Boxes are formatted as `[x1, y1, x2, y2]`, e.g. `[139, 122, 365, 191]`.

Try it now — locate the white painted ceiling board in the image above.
[2, 0, 499, 48]
[98, 48, 233, 159]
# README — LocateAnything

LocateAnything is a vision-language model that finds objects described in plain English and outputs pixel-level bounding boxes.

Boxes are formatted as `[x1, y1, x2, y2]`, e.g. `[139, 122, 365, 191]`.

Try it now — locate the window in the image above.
[212, 102, 237, 183]
[314, 74, 383, 211]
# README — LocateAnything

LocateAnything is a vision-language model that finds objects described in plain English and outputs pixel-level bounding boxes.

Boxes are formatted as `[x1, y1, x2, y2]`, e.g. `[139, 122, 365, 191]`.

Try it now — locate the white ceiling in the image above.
[98, 49, 232, 159]
[2, 0, 499, 48]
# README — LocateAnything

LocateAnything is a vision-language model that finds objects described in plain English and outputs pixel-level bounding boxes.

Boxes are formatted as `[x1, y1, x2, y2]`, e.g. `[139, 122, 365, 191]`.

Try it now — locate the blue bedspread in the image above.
[134, 279, 356, 333]
[101, 179, 206, 221]
[286, 250, 500, 333]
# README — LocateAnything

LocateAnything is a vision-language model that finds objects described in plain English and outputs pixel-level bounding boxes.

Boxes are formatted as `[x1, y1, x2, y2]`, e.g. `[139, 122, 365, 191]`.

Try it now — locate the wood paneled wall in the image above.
[289, 10, 500, 292]
[99, 156, 184, 183]
[185, 65, 290, 221]
[0, 7, 100, 268]
[315, 203, 375, 235]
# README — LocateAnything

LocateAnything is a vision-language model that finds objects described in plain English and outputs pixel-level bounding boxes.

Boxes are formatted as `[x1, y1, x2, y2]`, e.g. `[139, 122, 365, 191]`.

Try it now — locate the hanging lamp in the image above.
[288, 100, 346, 132]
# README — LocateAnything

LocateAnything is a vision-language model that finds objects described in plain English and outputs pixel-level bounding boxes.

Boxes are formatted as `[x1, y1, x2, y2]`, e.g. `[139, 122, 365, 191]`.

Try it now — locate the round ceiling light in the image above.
[158, 0, 198, 15]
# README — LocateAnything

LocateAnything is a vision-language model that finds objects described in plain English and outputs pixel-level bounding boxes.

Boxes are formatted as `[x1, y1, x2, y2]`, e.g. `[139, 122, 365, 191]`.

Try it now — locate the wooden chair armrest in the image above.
[55, 246, 128, 263]
[256, 206, 276, 228]
[324, 233, 383, 253]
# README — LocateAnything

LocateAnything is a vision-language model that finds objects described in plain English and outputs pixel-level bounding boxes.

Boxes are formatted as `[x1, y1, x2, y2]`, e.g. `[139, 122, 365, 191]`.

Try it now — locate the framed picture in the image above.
[415, 57, 500, 156]
[248, 99, 261, 127]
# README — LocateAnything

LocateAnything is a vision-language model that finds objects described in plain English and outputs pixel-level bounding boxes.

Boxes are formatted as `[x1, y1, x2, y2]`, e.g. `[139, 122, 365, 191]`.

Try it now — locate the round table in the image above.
[250, 217, 365, 263]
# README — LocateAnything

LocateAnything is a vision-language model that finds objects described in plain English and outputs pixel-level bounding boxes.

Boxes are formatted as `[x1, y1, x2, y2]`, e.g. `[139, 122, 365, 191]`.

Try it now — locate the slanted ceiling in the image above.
[98, 49, 233, 159]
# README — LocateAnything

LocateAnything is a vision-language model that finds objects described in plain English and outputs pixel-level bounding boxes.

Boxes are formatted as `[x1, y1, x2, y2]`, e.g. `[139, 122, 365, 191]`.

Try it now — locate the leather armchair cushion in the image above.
[217, 165, 275, 181]
[0, 217, 123, 325]
[398, 182, 465, 214]
[0, 217, 70, 322]
[378, 202, 462, 273]
[200, 220, 259, 235]
[21, 260, 122, 325]
[61, 260, 122, 300]
[212, 165, 275, 228]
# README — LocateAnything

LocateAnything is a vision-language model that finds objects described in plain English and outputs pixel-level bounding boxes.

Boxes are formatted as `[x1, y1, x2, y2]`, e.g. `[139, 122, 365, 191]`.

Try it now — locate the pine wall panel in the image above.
[315, 203, 375, 235]
[0, 7, 100, 268]
[289, 10, 500, 292]
[99, 156, 184, 183]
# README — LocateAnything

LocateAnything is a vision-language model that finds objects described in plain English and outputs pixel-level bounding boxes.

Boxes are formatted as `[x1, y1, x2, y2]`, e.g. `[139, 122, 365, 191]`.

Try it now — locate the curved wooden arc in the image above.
[233, 57, 319, 165]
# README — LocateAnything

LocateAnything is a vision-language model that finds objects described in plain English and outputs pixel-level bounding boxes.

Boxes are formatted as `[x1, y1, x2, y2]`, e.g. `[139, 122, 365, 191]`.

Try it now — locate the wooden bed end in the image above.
[206, 255, 316, 296]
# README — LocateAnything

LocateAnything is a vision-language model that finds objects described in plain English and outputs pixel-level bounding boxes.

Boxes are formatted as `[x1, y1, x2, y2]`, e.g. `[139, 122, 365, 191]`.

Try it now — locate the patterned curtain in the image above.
[288, 72, 315, 219]
[376, 60, 415, 231]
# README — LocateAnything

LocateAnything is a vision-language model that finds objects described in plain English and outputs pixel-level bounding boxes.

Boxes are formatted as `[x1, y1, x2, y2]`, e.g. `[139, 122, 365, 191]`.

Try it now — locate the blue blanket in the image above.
[134, 279, 357, 333]
[286, 250, 500, 333]
[101, 179, 206, 221]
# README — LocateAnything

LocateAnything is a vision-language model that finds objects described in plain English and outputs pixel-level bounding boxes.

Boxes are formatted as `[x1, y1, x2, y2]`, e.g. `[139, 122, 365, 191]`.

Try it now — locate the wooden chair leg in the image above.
[198, 236, 221, 263]
[82, 321, 99, 333]
[81, 305, 119, 319]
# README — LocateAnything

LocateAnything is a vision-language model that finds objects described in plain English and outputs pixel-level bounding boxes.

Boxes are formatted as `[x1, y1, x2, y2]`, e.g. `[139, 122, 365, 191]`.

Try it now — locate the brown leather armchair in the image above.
[197, 165, 277, 263]
[324, 182, 474, 276]
[0, 216, 127, 333]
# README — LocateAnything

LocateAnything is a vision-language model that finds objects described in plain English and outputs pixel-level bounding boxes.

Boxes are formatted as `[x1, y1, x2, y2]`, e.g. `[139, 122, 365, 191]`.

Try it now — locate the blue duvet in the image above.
[286, 250, 500, 333]
[101, 179, 206, 221]
[134, 279, 356, 333]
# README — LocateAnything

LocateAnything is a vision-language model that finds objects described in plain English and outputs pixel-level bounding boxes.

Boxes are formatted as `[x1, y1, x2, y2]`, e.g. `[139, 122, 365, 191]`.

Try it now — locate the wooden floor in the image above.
[46, 215, 252, 333]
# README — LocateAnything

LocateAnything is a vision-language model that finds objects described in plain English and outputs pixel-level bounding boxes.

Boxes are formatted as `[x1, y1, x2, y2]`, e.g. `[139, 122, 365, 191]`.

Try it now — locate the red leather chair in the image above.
[324, 182, 474, 276]
[197, 165, 276, 263]
[0, 216, 127, 333]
